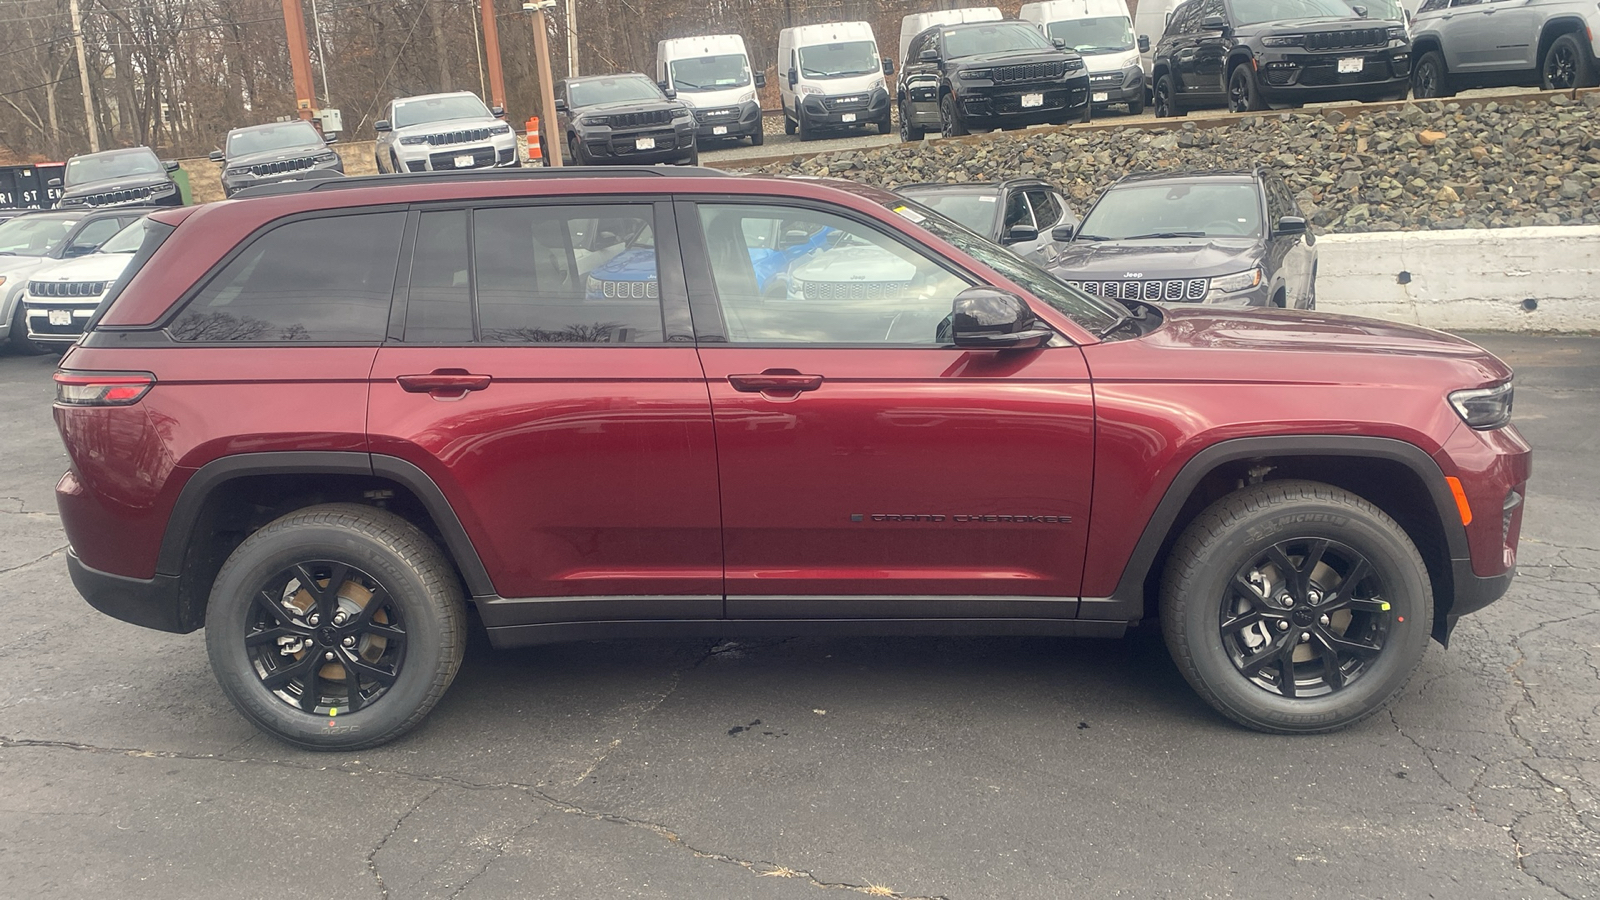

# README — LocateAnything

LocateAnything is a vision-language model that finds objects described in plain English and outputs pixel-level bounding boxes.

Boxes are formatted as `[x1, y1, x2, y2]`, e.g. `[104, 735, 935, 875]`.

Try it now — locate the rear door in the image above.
[680, 197, 1096, 619]
[367, 198, 723, 623]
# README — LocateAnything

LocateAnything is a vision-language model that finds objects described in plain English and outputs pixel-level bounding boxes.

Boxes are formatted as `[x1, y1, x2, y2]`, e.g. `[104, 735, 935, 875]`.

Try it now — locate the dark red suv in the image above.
[54, 169, 1530, 750]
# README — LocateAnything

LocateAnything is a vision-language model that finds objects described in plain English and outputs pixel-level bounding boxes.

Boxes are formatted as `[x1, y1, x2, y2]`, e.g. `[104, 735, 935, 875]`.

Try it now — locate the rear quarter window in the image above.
[169, 212, 404, 343]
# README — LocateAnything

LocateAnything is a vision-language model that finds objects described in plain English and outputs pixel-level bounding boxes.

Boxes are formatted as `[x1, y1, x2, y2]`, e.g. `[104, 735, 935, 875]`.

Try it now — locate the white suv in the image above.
[1410, 0, 1599, 96]
[374, 91, 521, 174]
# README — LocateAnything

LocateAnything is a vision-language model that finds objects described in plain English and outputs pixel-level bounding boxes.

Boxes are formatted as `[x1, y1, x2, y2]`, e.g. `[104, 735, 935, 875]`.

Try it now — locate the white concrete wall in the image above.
[1315, 226, 1600, 332]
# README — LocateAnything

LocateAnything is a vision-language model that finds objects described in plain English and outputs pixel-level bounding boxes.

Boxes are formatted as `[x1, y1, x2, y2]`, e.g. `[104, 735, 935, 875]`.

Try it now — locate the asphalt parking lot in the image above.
[0, 334, 1596, 900]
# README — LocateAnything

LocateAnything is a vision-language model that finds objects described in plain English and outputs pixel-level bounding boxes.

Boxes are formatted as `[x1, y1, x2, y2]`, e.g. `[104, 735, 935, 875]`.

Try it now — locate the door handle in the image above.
[397, 370, 492, 396]
[728, 370, 824, 393]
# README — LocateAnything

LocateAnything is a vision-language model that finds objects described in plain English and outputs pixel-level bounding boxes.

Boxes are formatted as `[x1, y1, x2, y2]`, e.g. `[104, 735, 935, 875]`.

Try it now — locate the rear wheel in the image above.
[899, 98, 925, 141]
[1411, 50, 1453, 98]
[205, 504, 467, 751]
[1542, 33, 1598, 90]
[1154, 72, 1182, 118]
[1160, 481, 1432, 734]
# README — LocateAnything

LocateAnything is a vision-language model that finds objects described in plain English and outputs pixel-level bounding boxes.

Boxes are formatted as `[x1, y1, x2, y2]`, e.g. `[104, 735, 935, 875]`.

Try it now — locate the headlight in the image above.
[1063, 58, 1086, 73]
[870, 77, 887, 93]
[959, 68, 992, 80]
[1386, 25, 1406, 41]
[1209, 267, 1263, 293]
[672, 106, 693, 118]
[798, 84, 824, 95]
[400, 135, 430, 145]
[579, 115, 610, 126]
[224, 167, 249, 177]
[1449, 381, 1514, 430]
[1261, 35, 1304, 47]
[316, 151, 339, 163]
[740, 90, 759, 104]
[153, 182, 177, 194]
[491, 122, 513, 135]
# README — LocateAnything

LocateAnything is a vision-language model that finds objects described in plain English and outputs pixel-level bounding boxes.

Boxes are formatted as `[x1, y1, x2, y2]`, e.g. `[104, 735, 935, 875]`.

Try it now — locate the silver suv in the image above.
[374, 91, 521, 174]
[1410, 0, 1599, 96]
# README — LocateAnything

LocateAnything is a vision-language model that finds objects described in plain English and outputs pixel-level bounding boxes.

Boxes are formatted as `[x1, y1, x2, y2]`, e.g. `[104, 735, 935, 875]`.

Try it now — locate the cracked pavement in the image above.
[0, 335, 1595, 899]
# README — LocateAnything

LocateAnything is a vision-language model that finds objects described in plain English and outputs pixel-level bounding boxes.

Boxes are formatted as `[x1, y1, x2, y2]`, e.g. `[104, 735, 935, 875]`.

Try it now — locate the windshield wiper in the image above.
[1119, 231, 1206, 240]
[1074, 234, 1111, 242]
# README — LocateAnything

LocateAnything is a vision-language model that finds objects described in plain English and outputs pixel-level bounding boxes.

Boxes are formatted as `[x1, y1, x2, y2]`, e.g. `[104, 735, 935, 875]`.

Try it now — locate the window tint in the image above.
[474, 204, 664, 344]
[1004, 191, 1037, 231]
[405, 210, 472, 343]
[698, 203, 967, 345]
[1025, 190, 1065, 229]
[171, 212, 403, 342]
[1167, 0, 1200, 33]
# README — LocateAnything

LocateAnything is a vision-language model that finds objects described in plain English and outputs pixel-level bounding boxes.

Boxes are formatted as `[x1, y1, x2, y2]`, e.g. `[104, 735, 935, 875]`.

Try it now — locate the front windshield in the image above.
[897, 190, 1001, 236]
[392, 94, 492, 128]
[569, 76, 664, 107]
[944, 23, 1055, 59]
[668, 54, 752, 92]
[0, 215, 76, 257]
[1232, 0, 1361, 25]
[98, 217, 149, 254]
[888, 201, 1125, 334]
[797, 41, 880, 78]
[1046, 16, 1135, 52]
[227, 122, 322, 156]
[1077, 182, 1262, 240]
[64, 150, 162, 186]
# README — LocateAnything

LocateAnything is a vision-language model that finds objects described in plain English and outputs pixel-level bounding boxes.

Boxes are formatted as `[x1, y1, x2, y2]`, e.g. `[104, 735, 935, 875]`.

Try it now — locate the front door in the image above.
[367, 200, 722, 623]
[680, 199, 1096, 619]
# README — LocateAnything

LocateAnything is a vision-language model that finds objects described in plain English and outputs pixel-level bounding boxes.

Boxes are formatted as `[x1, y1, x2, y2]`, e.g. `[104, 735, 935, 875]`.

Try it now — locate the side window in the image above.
[1025, 189, 1064, 229]
[473, 204, 664, 344]
[405, 210, 472, 343]
[1417, 0, 1448, 10]
[1450, 0, 1483, 6]
[66, 218, 122, 254]
[171, 212, 403, 342]
[697, 203, 968, 345]
[1166, 0, 1197, 34]
[1199, 0, 1227, 24]
[1004, 191, 1037, 231]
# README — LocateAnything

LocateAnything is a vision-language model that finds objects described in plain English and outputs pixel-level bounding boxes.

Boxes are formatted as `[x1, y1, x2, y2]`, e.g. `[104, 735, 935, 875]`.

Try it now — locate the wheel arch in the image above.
[1100, 436, 1466, 643]
[1410, 36, 1446, 61]
[157, 452, 495, 631]
[1224, 50, 1255, 79]
[1537, 17, 1591, 61]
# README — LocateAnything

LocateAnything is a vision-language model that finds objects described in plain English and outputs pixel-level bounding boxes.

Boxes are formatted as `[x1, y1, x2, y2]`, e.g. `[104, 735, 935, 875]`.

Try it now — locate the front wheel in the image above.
[750, 124, 765, 146]
[567, 135, 588, 166]
[1543, 33, 1599, 90]
[1154, 72, 1182, 118]
[684, 143, 700, 166]
[878, 111, 893, 135]
[797, 110, 814, 142]
[1228, 64, 1263, 113]
[1127, 90, 1145, 115]
[204, 504, 467, 751]
[1160, 480, 1432, 734]
[1411, 50, 1454, 98]
[939, 93, 967, 136]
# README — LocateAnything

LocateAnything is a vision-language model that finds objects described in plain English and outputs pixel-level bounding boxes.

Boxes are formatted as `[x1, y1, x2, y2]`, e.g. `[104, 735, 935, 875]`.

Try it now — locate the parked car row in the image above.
[0, 206, 152, 352]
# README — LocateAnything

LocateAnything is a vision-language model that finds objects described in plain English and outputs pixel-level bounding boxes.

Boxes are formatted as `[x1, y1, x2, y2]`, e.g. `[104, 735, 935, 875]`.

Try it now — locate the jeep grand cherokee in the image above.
[55, 168, 1529, 750]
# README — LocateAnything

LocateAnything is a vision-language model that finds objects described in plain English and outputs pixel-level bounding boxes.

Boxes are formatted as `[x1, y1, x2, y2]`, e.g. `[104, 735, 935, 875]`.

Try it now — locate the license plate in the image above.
[712, 125, 728, 135]
[49, 309, 72, 326]
[1092, 92, 1109, 103]
[1021, 93, 1044, 108]
[636, 137, 656, 150]
[453, 154, 474, 168]
[842, 113, 857, 122]
[1338, 57, 1364, 73]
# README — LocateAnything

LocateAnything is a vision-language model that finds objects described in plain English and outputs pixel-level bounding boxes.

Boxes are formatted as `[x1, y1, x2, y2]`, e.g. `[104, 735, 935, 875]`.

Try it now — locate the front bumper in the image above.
[68, 549, 194, 634]
[955, 75, 1091, 128]
[1254, 46, 1411, 105]
[25, 298, 98, 344]
[396, 136, 521, 172]
[1432, 420, 1532, 641]
[576, 121, 698, 163]
[1088, 69, 1144, 105]
[800, 89, 891, 129]
[221, 157, 344, 198]
[692, 101, 762, 139]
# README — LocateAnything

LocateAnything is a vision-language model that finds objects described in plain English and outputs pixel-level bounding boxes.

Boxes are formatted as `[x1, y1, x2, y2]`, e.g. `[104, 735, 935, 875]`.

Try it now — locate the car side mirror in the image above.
[919, 48, 939, 62]
[788, 67, 799, 86]
[1052, 223, 1076, 241]
[1138, 34, 1151, 52]
[658, 79, 672, 93]
[949, 288, 1053, 350]
[48, 177, 62, 187]
[375, 120, 392, 132]
[1275, 216, 1309, 236]
[1052, 37, 1067, 49]
[882, 58, 895, 75]
[754, 71, 767, 88]
[662, 87, 677, 100]
[64, 243, 96, 258]
[209, 150, 224, 162]
[1352, 3, 1368, 15]
[553, 98, 568, 112]
[1200, 14, 1228, 30]
[1003, 223, 1040, 245]
[491, 105, 505, 117]
[164, 160, 180, 173]
[324, 133, 339, 145]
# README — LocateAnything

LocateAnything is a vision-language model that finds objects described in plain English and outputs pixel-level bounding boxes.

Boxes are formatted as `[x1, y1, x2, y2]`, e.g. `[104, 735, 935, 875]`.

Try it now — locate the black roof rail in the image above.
[231, 165, 731, 199]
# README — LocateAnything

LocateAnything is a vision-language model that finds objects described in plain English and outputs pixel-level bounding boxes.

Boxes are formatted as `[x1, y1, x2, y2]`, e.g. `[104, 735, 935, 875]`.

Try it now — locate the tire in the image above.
[797, 109, 814, 142]
[1305, 264, 1318, 311]
[568, 135, 587, 166]
[389, 151, 403, 175]
[1228, 64, 1263, 113]
[1160, 480, 1432, 734]
[750, 124, 765, 146]
[204, 503, 467, 751]
[375, 152, 385, 174]
[939, 92, 968, 136]
[1127, 90, 1145, 115]
[878, 111, 893, 135]
[1411, 50, 1454, 98]
[1154, 72, 1182, 118]
[1542, 33, 1599, 90]
[1080, 97, 1094, 124]
[7, 301, 49, 356]
[685, 143, 700, 166]
[899, 98, 925, 142]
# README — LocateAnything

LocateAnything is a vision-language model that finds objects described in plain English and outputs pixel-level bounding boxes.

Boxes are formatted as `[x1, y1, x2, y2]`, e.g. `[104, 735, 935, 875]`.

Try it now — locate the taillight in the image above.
[54, 371, 155, 406]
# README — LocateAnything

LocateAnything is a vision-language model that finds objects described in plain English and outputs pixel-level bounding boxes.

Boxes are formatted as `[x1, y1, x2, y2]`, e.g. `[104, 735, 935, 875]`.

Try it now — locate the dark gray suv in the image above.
[1049, 168, 1317, 308]
[213, 120, 344, 198]
[557, 74, 699, 166]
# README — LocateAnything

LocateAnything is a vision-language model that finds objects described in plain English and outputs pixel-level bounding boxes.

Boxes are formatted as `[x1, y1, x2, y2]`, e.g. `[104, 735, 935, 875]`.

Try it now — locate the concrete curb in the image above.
[1316, 226, 1600, 332]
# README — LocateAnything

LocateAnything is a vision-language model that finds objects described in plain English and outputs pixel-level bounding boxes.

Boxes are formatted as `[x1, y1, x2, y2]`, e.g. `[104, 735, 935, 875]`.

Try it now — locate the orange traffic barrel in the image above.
[526, 117, 542, 162]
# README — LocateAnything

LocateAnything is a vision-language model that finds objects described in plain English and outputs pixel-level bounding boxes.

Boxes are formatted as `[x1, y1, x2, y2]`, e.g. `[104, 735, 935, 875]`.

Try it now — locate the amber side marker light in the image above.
[1445, 476, 1473, 526]
[54, 371, 155, 407]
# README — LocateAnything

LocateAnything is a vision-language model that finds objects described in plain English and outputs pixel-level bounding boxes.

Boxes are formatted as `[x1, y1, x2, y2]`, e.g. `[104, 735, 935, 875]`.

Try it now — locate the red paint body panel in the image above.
[367, 347, 722, 599]
[698, 345, 1094, 605]
[1434, 421, 1532, 576]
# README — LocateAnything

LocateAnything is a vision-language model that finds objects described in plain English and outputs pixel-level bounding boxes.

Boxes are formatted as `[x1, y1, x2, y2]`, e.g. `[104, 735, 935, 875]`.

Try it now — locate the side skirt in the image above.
[485, 617, 1128, 649]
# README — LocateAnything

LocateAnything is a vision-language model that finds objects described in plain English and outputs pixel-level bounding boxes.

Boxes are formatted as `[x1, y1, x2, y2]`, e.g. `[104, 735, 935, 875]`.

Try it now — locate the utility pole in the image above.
[281, 0, 317, 122]
[524, 1, 563, 165]
[68, 0, 99, 152]
[311, 0, 332, 107]
[564, 0, 578, 78]
[480, 0, 507, 111]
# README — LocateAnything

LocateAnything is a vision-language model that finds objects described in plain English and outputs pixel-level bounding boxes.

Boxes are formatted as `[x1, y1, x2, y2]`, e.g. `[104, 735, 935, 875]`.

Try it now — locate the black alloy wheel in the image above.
[899, 98, 925, 141]
[1154, 73, 1180, 118]
[1411, 51, 1453, 98]
[1228, 65, 1262, 113]
[939, 93, 968, 136]
[1542, 34, 1598, 90]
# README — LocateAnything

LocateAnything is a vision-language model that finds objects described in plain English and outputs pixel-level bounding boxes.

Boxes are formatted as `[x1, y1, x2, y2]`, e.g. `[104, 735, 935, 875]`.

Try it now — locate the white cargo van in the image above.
[1020, 0, 1143, 114]
[897, 6, 1002, 69]
[656, 34, 767, 146]
[1131, 0, 1183, 93]
[777, 21, 894, 141]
